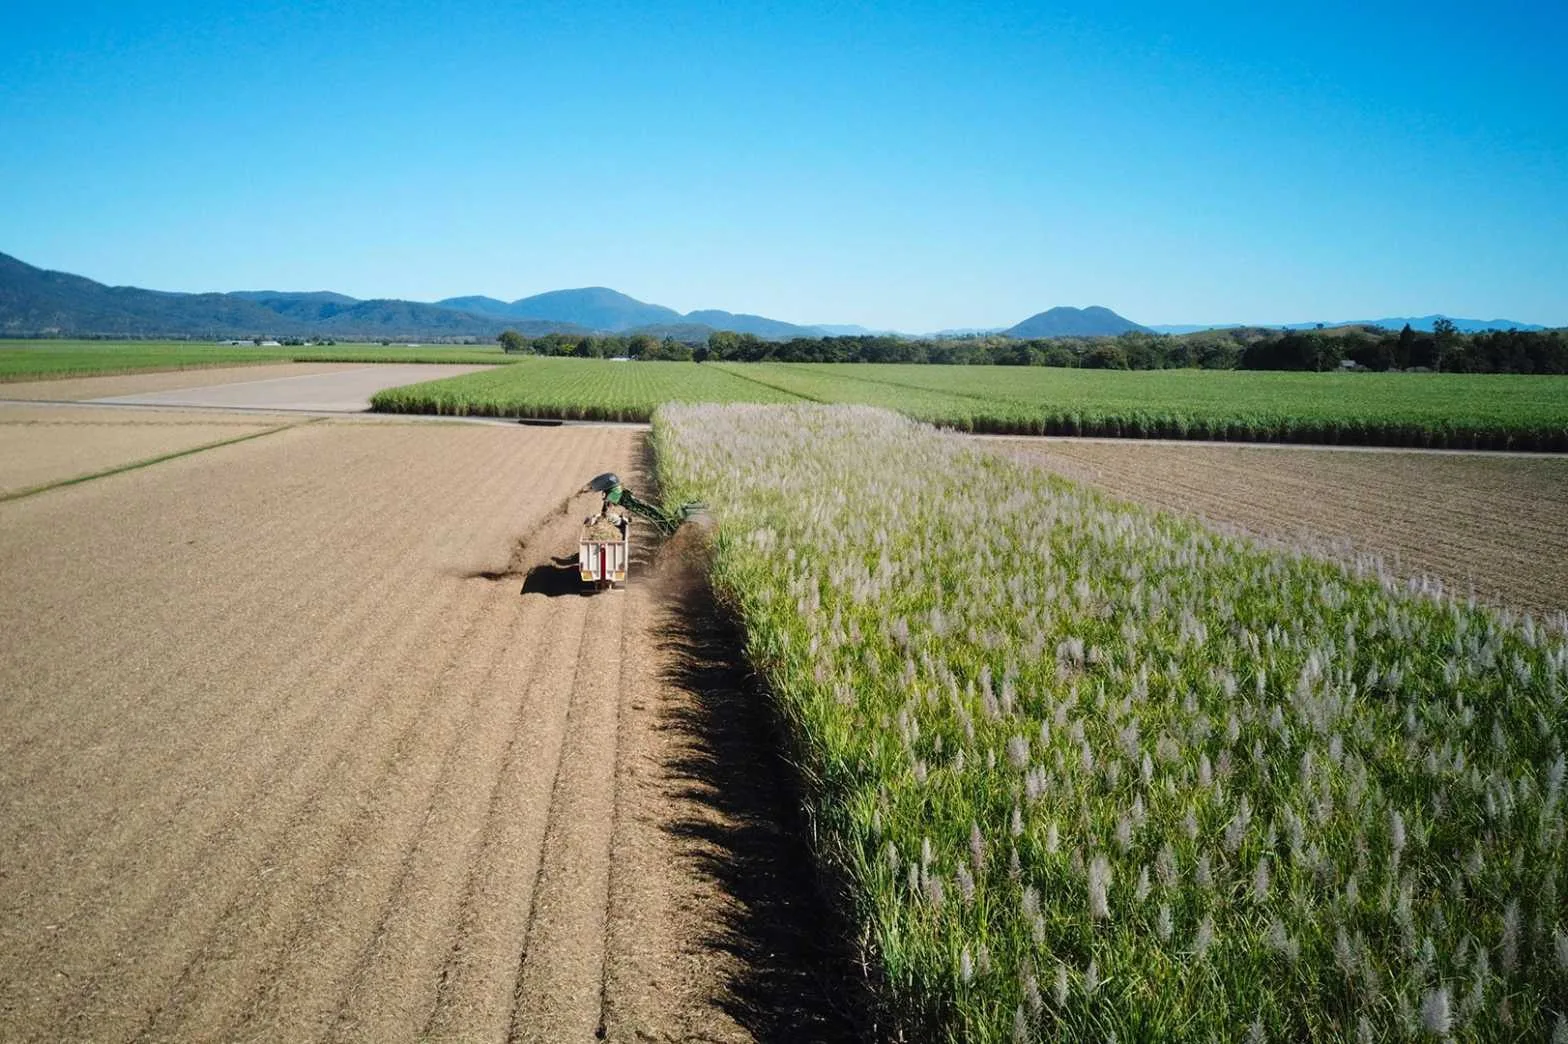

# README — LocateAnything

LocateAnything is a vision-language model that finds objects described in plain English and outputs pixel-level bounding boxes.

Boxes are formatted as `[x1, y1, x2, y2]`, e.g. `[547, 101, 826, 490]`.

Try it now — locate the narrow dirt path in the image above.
[0, 418, 862, 1043]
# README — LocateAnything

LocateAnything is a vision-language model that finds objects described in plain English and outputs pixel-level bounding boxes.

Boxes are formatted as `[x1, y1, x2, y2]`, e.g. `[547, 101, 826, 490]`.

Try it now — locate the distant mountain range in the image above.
[0, 252, 1549, 341]
[0, 252, 840, 341]
[0, 253, 581, 340]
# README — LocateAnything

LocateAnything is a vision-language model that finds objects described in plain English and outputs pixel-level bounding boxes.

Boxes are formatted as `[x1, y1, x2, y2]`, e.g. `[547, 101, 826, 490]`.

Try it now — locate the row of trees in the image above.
[497, 329, 695, 360]
[1232, 321, 1568, 373]
[497, 322, 1567, 374]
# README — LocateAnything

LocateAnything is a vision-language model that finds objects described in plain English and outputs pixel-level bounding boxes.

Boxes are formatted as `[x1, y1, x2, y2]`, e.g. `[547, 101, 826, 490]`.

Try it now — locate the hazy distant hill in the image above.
[1153, 316, 1545, 334]
[623, 322, 720, 343]
[1292, 315, 1545, 334]
[1147, 324, 1243, 335]
[813, 323, 902, 336]
[437, 289, 821, 338]
[1004, 306, 1147, 338]
[683, 310, 818, 339]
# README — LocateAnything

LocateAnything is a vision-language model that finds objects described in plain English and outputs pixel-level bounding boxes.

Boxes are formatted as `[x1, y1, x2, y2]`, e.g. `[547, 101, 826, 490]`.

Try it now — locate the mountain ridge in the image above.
[0, 252, 1551, 340]
[0, 253, 585, 339]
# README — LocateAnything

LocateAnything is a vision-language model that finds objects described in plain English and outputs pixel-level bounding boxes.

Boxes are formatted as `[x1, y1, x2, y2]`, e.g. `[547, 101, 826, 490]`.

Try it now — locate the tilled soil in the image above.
[0, 405, 292, 497]
[0, 418, 857, 1043]
[999, 438, 1568, 615]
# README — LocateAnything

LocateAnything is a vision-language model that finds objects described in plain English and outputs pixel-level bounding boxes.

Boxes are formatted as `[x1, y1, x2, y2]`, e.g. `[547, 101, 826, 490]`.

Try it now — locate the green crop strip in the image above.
[370, 357, 808, 421]
[0, 340, 515, 381]
[369, 358, 1568, 451]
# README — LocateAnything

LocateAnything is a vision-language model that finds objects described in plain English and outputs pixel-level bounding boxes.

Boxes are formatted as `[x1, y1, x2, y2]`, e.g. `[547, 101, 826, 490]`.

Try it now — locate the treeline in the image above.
[1234, 322, 1568, 374]
[498, 329, 698, 360]
[498, 321, 1567, 374]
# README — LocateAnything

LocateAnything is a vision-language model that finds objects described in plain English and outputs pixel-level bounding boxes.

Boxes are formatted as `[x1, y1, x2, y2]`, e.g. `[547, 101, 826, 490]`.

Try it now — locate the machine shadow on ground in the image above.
[654, 551, 876, 1043]
[519, 557, 591, 596]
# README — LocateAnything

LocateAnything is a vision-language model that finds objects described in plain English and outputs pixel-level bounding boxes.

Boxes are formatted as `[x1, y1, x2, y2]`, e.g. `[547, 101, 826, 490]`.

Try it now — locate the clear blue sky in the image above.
[3, 0, 1565, 330]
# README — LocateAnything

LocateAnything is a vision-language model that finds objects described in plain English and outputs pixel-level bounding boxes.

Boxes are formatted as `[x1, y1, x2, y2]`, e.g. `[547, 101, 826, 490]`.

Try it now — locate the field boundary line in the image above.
[708, 364, 824, 403]
[0, 419, 315, 504]
[776, 361, 1008, 406]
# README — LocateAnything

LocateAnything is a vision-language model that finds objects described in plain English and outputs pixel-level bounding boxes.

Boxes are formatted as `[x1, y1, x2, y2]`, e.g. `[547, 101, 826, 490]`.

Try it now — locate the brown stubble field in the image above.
[0, 410, 849, 1043]
[997, 438, 1568, 616]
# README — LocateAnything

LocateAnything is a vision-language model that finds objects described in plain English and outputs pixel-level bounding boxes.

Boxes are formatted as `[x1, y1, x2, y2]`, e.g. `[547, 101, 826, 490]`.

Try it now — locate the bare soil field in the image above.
[89, 364, 496, 412]
[0, 417, 857, 1042]
[0, 405, 293, 498]
[1000, 438, 1568, 615]
[0, 363, 366, 402]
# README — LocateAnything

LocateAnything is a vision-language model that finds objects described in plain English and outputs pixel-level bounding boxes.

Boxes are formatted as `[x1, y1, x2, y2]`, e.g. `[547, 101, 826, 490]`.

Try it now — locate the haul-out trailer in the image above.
[577, 473, 702, 590]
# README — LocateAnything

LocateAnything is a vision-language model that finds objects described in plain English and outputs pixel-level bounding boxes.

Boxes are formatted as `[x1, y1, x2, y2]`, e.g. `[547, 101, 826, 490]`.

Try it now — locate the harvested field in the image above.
[999, 437, 1568, 615]
[0, 405, 293, 498]
[0, 362, 366, 401]
[0, 417, 855, 1042]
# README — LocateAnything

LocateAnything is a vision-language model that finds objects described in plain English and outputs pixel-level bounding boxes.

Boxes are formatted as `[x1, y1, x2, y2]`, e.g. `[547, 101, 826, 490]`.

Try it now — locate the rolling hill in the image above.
[1004, 306, 1148, 338]
[459, 287, 684, 331]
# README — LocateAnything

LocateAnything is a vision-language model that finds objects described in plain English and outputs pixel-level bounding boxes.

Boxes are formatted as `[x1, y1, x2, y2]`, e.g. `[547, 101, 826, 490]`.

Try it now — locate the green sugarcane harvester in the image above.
[577, 472, 704, 588]
[582, 472, 694, 533]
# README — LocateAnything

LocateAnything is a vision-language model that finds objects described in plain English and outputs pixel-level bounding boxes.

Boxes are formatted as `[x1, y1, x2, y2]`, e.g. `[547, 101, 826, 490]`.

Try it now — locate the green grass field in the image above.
[371, 357, 1568, 450]
[0, 340, 513, 381]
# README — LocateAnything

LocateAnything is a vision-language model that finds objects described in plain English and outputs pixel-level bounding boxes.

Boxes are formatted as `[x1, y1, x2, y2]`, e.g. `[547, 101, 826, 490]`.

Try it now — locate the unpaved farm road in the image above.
[0, 415, 859, 1043]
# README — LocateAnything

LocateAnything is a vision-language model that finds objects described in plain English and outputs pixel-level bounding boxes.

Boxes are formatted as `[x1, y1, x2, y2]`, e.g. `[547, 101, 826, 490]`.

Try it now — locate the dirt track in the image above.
[0, 416, 857, 1043]
[1001, 438, 1568, 615]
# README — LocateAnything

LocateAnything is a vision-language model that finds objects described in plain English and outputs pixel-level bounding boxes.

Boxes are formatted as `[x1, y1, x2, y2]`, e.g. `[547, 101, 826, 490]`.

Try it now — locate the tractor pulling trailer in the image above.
[577, 473, 702, 590]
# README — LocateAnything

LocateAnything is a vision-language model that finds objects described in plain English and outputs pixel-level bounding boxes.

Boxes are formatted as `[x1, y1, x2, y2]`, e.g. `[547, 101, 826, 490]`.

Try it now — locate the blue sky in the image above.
[3, 0, 1565, 330]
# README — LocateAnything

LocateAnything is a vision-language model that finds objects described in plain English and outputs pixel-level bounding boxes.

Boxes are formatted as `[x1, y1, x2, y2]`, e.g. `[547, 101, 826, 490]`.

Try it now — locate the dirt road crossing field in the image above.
[0, 417, 852, 1042]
